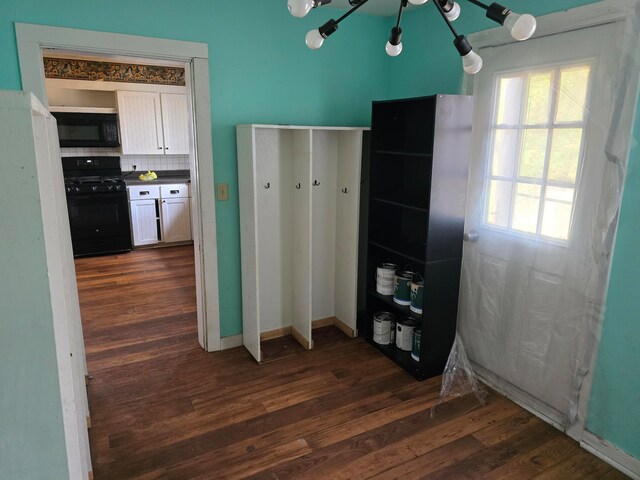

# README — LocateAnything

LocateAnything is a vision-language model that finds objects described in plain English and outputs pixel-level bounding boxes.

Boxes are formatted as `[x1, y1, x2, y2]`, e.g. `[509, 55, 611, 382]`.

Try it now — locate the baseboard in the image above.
[291, 326, 313, 350]
[333, 316, 357, 338]
[220, 334, 243, 350]
[581, 431, 640, 479]
[260, 326, 291, 342]
[312, 317, 335, 329]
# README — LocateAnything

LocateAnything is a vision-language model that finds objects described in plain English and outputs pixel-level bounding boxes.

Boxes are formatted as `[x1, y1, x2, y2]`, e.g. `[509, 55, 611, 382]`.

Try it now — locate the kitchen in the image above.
[45, 53, 196, 257]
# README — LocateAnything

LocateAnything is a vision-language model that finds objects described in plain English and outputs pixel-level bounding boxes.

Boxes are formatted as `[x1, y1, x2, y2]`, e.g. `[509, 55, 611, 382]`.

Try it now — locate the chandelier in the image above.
[287, 0, 537, 74]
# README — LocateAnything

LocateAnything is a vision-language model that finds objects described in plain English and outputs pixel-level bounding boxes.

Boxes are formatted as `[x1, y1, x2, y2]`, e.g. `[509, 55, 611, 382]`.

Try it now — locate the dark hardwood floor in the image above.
[75, 245, 628, 479]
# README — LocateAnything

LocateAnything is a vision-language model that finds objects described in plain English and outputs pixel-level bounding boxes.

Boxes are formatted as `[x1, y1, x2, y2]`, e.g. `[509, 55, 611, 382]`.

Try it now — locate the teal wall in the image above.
[0, 0, 389, 337]
[386, 0, 640, 463]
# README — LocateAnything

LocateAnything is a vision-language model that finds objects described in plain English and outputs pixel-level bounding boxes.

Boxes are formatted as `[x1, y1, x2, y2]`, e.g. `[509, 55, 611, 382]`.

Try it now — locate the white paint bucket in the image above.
[376, 263, 397, 295]
[396, 317, 416, 351]
[373, 311, 396, 345]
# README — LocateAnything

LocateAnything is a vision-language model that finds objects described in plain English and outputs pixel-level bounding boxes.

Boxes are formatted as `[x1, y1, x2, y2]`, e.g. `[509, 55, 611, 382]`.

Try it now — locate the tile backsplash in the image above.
[60, 147, 190, 172]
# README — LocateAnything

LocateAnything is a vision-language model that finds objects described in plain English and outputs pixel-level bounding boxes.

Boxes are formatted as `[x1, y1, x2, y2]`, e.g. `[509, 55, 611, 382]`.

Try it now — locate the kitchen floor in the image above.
[75, 245, 628, 479]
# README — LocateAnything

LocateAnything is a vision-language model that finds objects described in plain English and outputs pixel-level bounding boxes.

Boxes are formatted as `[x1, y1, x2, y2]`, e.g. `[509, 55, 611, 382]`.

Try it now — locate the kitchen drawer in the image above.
[161, 183, 190, 198]
[128, 185, 160, 199]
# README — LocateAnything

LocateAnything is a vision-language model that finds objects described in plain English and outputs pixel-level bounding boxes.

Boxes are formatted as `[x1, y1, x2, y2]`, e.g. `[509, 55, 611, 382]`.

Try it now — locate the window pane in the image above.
[491, 129, 518, 177]
[519, 129, 548, 179]
[496, 76, 524, 125]
[487, 180, 512, 228]
[556, 65, 591, 123]
[541, 186, 574, 240]
[512, 183, 541, 233]
[548, 128, 582, 183]
[525, 72, 552, 125]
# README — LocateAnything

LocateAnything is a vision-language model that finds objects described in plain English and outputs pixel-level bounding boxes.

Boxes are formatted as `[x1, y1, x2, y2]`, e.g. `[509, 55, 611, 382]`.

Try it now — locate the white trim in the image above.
[220, 334, 244, 350]
[581, 432, 640, 479]
[46, 78, 187, 94]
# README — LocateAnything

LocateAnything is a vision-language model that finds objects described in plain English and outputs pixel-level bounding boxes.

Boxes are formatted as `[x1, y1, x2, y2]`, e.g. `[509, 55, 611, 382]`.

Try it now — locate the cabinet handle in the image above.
[140, 191, 150, 195]
[157, 146, 163, 150]
[166, 146, 170, 150]
[295, 183, 301, 189]
[313, 180, 320, 186]
[170, 190, 179, 194]
[342, 187, 348, 194]
[264, 183, 271, 189]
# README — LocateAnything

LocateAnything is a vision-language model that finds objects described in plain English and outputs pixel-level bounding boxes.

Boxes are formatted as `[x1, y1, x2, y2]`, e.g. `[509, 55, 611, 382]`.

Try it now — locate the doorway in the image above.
[16, 23, 222, 479]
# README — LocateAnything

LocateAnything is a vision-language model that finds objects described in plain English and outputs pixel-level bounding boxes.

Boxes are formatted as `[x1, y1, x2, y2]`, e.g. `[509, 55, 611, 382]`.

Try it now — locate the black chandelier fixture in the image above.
[287, 0, 537, 74]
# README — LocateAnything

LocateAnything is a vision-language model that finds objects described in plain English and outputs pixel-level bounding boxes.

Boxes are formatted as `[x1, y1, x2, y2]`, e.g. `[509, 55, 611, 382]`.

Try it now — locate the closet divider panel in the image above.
[310, 130, 339, 323]
[334, 131, 363, 336]
[237, 126, 261, 361]
[290, 129, 313, 348]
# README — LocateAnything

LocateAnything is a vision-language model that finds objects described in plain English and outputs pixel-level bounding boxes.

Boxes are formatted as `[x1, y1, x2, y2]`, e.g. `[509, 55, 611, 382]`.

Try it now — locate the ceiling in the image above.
[322, 0, 419, 17]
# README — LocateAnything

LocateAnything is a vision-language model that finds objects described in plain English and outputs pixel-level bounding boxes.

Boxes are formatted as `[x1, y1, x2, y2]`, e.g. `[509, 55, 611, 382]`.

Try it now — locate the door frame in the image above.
[461, 1, 640, 476]
[15, 23, 221, 352]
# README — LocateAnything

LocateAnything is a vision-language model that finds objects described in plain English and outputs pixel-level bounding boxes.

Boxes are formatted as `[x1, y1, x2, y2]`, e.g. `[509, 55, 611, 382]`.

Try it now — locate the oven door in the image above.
[66, 192, 132, 256]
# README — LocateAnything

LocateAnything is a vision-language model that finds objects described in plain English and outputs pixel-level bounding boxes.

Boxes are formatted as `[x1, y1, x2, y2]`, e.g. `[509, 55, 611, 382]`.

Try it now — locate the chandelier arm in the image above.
[395, 0, 408, 29]
[335, 0, 370, 25]
[464, 0, 490, 9]
[433, 0, 460, 37]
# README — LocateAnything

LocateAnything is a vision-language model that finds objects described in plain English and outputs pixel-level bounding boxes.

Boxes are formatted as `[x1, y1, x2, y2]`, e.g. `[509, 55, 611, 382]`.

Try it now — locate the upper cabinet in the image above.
[117, 91, 190, 155]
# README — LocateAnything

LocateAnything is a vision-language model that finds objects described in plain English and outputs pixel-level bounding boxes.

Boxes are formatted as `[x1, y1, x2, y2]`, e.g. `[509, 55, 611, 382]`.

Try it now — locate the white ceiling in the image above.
[323, 0, 419, 17]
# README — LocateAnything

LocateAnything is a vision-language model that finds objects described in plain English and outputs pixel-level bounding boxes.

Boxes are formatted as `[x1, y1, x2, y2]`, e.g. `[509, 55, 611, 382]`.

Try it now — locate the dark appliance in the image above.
[52, 112, 120, 148]
[62, 156, 131, 257]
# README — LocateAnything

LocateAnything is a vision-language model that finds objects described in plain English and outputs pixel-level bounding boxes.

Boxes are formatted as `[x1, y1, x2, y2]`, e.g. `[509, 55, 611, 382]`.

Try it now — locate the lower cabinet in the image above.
[128, 183, 192, 247]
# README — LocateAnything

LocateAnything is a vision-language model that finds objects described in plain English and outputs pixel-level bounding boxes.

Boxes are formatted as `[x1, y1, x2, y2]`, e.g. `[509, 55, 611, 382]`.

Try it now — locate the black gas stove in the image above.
[62, 157, 132, 257]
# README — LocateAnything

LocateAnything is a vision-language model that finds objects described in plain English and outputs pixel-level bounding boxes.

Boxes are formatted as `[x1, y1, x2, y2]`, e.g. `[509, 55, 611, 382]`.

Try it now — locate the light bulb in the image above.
[504, 12, 537, 41]
[305, 29, 325, 50]
[408, 0, 428, 4]
[385, 41, 403, 57]
[444, 1, 460, 21]
[288, 0, 315, 18]
[461, 50, 483, 74]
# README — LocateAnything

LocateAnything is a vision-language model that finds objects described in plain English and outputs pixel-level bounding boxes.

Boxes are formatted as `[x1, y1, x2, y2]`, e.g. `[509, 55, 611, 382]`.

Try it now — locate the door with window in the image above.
[459, 20, 625, 421]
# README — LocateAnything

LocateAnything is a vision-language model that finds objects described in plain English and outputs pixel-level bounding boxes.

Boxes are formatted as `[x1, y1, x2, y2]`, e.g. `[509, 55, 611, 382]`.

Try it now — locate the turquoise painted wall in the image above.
[0, 0, 390, 337]
[387, 0, 640, 462]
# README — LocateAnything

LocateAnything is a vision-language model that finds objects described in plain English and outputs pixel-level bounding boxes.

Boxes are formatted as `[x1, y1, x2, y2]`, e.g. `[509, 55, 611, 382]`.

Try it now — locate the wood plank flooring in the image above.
[75, 245, 628, 479]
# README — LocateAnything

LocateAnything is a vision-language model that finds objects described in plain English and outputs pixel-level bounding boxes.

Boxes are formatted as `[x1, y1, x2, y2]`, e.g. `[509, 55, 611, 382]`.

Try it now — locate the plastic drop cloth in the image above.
[452, 1, 640, 430]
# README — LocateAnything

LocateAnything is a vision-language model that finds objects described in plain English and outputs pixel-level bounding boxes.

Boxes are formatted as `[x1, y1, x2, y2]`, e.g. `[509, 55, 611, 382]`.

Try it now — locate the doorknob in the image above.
[463, 230, 479, 243]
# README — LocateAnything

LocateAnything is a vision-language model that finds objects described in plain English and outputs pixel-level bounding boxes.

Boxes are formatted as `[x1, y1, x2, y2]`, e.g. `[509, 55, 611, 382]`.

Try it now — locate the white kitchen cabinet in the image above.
[128, 183, 191, 247]
[129, 185, 160, 246]
[237, 124, 366, 362]
[161, 184, 192, 243]
[117, 91, 189, 155]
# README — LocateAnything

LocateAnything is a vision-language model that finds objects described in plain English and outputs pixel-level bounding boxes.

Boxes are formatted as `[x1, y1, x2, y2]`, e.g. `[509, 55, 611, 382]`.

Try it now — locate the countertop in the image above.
[124, 169, 190, 186]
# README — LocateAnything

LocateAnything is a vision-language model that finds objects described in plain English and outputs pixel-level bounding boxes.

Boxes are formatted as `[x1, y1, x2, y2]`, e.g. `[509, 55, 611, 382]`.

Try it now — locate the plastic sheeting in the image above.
[456, 1, 640, 430]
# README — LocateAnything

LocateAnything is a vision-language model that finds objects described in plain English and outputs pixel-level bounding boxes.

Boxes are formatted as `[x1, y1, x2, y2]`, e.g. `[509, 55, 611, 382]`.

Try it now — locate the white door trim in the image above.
[15, 23, 221, 352]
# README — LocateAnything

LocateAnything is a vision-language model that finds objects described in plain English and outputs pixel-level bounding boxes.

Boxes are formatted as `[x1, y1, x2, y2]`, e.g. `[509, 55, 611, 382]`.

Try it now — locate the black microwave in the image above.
[52, 112, 120, 148]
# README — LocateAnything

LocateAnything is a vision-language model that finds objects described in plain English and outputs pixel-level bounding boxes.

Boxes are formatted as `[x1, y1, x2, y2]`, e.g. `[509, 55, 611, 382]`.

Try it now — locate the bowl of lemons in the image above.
[138, 171, 158, 182]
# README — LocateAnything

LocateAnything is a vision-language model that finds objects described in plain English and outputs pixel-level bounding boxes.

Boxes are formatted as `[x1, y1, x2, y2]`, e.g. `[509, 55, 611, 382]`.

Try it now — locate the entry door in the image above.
[459, 21, 624, 420]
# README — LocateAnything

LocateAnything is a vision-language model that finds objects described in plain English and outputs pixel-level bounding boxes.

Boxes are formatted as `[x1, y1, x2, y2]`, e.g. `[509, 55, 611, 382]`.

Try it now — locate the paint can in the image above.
[393, 271, 413, 306]
[410, 279, 424, 314]
[396, 317, 416, 351]
[376, 263, 397, 295]
[411, 328, 421, 361]
[372, 311, 396, 345]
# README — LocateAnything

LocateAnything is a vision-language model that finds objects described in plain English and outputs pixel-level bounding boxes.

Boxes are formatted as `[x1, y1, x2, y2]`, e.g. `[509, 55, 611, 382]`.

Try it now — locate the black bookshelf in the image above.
[357, 95, 473, 380]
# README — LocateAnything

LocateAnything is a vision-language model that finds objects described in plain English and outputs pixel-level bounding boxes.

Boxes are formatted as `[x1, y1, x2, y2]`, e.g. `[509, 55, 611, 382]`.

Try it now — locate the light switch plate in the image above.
[217, 183, 229, 201]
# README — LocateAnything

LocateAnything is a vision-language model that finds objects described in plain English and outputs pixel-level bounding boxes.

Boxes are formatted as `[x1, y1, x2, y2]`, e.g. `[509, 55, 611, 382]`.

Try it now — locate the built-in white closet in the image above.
[237, 125, 366, 362]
